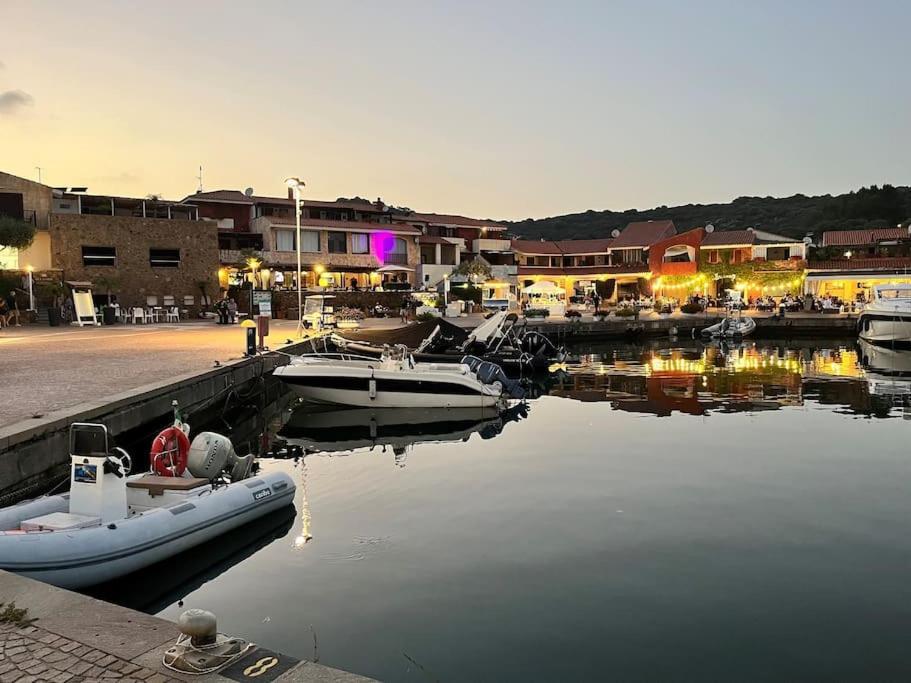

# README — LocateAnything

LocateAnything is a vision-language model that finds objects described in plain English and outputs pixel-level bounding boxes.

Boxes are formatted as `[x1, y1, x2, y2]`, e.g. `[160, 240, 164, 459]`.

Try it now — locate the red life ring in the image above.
[150, 427, 190, 477]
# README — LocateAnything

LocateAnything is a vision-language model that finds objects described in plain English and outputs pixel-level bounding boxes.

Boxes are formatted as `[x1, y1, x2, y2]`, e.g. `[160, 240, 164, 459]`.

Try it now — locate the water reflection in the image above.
[277, 404, 529, 462]
[557, 339, 911, 418]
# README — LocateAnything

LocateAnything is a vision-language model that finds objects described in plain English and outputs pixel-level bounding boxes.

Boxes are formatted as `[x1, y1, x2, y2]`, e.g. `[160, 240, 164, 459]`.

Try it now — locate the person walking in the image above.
[5, 290, 21, 327]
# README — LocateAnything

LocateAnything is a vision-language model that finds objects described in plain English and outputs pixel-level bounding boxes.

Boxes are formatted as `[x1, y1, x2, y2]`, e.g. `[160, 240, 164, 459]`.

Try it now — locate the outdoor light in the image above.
[844, 250, 853, 259]
[314, 264, 325, 274]
[286, 177, 307, 335]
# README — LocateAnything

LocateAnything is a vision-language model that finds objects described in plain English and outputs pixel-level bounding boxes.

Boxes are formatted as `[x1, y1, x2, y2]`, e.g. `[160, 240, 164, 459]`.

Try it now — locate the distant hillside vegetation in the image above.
[508, 185, 911, 241]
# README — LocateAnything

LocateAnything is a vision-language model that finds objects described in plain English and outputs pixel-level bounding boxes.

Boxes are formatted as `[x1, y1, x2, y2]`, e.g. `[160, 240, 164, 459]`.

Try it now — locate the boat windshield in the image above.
[877, 288, 911, 300]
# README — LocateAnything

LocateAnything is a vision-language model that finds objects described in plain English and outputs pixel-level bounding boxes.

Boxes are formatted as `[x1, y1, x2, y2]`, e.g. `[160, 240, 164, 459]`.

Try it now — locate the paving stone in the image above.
[144, 674, 168, 683]
[81, 651, 104, 664]
[51, 673, 73, 683]
[60, 642, 81, 654]
[95, 655, 117, 668]
[70, 661, 93, 675]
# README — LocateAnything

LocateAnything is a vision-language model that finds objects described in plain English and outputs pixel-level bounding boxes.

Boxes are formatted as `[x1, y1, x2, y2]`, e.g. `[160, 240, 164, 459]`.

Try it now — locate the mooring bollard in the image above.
[241, 319, 257, 356]
[178, 608, 218, 647]
[163, 608, 252, 674]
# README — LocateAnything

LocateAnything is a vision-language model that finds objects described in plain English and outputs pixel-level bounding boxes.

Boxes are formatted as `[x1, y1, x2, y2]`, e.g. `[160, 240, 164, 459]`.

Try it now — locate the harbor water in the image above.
[91, 338, 911, 681]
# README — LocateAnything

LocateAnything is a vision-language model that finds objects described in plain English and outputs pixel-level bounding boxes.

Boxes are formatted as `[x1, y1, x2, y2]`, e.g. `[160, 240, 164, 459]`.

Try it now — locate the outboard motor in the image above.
[187, 432, 255, 482]
[463, 355, 526, 400]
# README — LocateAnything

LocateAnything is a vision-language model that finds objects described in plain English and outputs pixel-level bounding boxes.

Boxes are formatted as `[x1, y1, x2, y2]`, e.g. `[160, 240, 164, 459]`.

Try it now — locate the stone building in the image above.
[0, 171, 54, 271]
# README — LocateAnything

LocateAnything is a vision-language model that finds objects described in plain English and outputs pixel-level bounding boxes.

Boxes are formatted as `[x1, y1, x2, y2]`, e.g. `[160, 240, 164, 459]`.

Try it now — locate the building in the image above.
[186, 190, 421, 291]
[0, 171, 54, 271]
[0, 171, 219, 313]
[393, 212, 515, 287]
[805, 227, 911, 301]
[513, 220, 680, 301]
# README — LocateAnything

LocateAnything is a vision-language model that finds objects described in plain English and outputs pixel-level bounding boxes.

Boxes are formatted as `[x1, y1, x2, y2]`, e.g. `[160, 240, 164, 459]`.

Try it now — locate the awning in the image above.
[377, 264, 415, 273]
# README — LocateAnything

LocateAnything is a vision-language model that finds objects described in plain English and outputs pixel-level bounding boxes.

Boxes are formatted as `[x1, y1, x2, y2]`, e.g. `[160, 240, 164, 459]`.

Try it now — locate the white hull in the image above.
[858, 315, 911, 345]
[0, 472, 295, 589]
[286, 384, 501, 408]
[702, 317, 756, 338]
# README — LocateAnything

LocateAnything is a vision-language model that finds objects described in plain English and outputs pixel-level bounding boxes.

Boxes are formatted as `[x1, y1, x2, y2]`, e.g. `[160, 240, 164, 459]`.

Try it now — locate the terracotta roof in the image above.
[554, 238, 613, 254]
[512, 239, 563, 255]
[184, 190, 254, 204]
[821, 228, 908, 247]
[611, 220, 676, 249]
[701, 230, 756, 247]
[401, 212, 506, 230]
[418, 235, 454, 245]
[807, 257, 911, 271]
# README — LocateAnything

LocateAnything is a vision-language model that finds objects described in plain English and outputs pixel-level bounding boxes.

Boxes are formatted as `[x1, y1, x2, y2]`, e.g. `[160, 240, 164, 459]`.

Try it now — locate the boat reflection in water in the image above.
[85, 505, 295, 613]
[555, 339, 911, 418]
[277, 403, 528, 465]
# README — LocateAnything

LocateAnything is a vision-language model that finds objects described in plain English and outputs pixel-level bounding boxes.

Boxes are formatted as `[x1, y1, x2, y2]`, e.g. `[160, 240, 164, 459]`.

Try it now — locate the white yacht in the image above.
[858, 284, 911, 347]
[274, 346, 524, 408]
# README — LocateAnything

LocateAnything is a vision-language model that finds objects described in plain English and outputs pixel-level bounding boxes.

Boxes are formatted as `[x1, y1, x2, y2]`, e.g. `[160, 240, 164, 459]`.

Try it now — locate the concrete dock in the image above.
[0, 569, 374, 682]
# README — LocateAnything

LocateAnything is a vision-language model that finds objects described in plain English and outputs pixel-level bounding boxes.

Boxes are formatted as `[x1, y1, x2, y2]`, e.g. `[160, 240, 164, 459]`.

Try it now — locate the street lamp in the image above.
[25, 265, 34, 311]
[845, 250, 853, 259]
[286, 176, 306, 336]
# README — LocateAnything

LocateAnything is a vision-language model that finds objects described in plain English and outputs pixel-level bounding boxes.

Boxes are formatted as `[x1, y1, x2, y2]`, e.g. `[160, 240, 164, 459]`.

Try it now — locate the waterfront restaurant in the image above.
[805, 228, 911, 302]
[513, 237, 651, 303]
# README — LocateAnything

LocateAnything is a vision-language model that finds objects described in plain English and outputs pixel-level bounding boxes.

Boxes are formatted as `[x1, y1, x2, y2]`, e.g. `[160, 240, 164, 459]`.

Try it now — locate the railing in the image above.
[473, 238, 512, 253]
[384, 252, 409, 265]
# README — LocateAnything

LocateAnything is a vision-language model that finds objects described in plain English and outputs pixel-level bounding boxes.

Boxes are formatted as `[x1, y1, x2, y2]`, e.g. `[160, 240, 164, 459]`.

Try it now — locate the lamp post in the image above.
[25, 265, 34, 311]
[285, 177, 306, 336]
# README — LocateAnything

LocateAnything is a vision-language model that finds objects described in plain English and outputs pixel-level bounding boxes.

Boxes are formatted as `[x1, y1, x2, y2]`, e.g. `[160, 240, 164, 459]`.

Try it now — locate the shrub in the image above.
[680, 302, 705, 314]
[614, 307, 636, 317]
[524, 308, 549, 318]
[416, 311, 439, 322]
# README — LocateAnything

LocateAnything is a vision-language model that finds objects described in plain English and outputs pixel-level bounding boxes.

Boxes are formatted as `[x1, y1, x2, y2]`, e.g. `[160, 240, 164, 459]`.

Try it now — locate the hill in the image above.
[508, 185, 911, 241]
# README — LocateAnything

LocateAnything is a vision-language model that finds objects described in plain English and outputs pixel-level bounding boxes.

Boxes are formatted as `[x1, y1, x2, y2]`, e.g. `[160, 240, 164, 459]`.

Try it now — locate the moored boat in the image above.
[701, 311, 756, 339]
[0, 422, 295, 589]
[858, 284, 911, 347]
[274, 346, 524, 408]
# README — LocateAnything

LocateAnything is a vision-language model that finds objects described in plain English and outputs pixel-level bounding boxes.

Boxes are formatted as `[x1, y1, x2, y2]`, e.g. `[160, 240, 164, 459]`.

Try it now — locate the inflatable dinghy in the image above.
[0, 421, 295, 589]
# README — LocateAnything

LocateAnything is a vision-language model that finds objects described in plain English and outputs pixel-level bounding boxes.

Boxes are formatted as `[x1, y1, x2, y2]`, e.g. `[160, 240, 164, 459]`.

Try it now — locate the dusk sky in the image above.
[2, 0, 908, 220]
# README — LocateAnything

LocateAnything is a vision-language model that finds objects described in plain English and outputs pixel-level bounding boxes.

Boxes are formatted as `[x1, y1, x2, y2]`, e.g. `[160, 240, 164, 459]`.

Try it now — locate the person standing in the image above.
[227, 298, 238, 324]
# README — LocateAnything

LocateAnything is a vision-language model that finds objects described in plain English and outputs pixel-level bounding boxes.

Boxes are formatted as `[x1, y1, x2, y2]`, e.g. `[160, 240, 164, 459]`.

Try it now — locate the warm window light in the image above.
[314, 264, 325, 274]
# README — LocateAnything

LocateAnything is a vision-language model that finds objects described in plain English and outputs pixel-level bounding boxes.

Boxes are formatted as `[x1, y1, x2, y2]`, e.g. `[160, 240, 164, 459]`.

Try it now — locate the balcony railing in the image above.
[473, 238, 512, 253]
[384, 252, 409, 265]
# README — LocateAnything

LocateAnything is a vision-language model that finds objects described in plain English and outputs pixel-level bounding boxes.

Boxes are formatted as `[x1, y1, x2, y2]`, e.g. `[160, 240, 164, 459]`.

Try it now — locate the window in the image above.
[319, 211, 328, 220]
[707, 250, 720, 264]
[275, 230, 295, 252]
[301, 230, 320, 252]
[352, 233, 370, 254]
[183, 295, 195, 306]
[149, 248, 180, 267]
[82, 246, 116, 267]
[328, 231, 347, 254]
[340, 212, 349, 221]
[766, 246, 790, 261]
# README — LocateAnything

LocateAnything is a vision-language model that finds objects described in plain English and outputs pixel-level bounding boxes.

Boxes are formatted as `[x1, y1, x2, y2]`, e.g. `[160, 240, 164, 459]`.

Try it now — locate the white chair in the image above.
[131, 307, 145, 324]
[166, 306, 180, 323]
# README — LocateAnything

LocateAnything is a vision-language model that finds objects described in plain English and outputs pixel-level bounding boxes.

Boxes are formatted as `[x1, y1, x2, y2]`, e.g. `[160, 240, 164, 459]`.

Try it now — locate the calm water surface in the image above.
[96, 338, 911, 681]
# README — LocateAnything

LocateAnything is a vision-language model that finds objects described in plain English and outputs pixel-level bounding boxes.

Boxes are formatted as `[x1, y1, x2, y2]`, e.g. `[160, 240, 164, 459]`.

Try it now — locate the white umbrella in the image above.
[376, 264, 415, 272]
[521, 280, 562, 295]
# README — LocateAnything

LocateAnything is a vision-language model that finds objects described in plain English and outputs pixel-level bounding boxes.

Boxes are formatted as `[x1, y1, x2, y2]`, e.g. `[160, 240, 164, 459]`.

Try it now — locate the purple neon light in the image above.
[370, 231, 395, 265]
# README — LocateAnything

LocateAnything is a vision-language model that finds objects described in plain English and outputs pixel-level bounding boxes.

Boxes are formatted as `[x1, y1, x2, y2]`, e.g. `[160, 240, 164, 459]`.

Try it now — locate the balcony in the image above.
[490, 264, 518, 280]
[473, 238, 512, 253]
[384, 252, 409, 266]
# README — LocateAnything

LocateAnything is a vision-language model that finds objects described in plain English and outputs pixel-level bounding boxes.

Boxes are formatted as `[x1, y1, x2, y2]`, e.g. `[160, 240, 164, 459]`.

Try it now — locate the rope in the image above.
[162, 633, 256, 675]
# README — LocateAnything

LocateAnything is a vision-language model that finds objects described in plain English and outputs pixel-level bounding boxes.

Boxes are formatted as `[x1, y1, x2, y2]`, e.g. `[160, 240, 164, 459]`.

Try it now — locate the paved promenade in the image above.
[0, 317, 482, 427]
[0, 570, 373, 682]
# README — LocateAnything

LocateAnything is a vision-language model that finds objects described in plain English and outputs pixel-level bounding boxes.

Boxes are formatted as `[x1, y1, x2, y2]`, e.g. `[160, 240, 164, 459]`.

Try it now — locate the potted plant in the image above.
[47, 282, 64, 326]
[94, 275, 120, 325]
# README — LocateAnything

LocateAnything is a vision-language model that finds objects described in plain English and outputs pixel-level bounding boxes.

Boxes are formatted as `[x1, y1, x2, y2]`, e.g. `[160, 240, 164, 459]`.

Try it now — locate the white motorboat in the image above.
[858, 338, 911, 399]
[274, 346, 524, 408]
[0, 422, 295, 589]
[701, 311, 756, 339]
[858, 284, 911, 347]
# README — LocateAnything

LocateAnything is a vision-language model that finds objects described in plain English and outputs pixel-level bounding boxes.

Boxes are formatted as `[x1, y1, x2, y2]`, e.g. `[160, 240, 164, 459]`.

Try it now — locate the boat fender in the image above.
[151, 427, 191, 477]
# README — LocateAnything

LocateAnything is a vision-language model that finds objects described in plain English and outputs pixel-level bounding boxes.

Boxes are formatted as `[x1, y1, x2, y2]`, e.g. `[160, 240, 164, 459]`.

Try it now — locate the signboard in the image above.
[252, 290, 272, 317]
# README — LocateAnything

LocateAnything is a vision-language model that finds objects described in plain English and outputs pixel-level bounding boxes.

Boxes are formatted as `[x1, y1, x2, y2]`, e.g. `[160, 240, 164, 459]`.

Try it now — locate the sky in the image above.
[1, 0, 909, 221]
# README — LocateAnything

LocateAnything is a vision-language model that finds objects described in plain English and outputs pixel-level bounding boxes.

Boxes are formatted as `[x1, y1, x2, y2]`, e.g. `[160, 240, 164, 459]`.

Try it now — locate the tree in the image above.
[0, 216, 36, 253]
[453, 258, 492, 282]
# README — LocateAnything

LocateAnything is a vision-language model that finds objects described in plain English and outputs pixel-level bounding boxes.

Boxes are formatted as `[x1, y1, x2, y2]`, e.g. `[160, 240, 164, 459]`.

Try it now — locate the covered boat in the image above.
[701, 312, 756, 339]
[274, 346, 525, 408]
[858, 284, 911, 347]
[331, 311, 565, 373]
[0, 422, 295, 589]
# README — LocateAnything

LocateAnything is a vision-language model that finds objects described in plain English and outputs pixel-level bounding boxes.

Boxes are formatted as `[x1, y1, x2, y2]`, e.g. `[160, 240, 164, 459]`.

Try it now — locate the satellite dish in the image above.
[803, 236, 813, 245]
[244, 187, 254, 197]
[611, 229, 621, 238]
[705, 224, 715, 233]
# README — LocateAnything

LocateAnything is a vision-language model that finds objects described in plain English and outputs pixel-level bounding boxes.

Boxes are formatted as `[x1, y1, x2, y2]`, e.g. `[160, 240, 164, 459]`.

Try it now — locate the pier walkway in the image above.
[0, 570, 373, 682]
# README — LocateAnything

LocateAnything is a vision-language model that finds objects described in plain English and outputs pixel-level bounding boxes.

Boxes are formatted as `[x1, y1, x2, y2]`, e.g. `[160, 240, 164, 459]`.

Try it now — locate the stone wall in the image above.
[48, 213, 220, 313]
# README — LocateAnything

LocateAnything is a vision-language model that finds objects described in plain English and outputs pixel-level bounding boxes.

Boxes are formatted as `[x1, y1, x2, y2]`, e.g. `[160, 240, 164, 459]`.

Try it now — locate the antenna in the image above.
[802, 236, 813, 245]
[705, 224, 715, 233]
[196, 165, 203, 193]
[35, 167, 42, 184]
[611, 229, 620, 238]
[244, 187, 254, 197]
